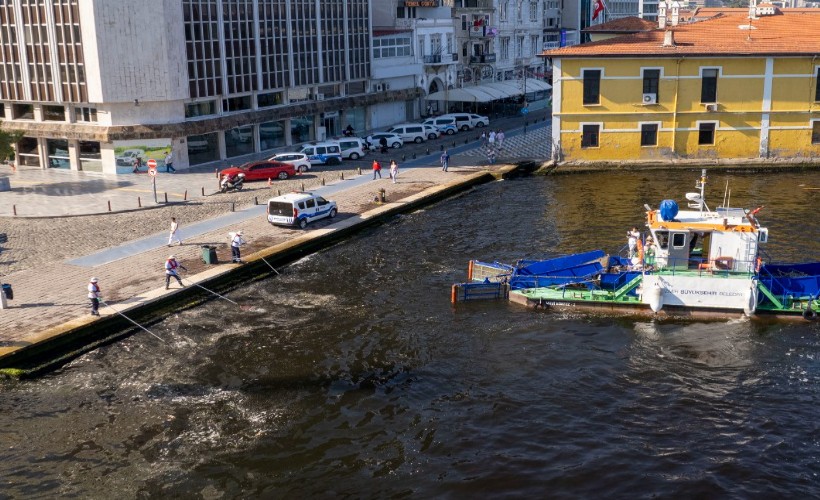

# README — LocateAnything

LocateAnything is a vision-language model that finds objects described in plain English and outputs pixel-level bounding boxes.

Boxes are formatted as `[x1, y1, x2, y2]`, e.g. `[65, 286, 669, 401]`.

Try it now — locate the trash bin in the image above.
[2, 283, 13, 300]
[201, 245, 218, 264]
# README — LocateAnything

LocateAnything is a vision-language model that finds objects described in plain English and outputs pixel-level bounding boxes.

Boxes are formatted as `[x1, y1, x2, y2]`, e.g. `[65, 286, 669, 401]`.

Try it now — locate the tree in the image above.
[0, 125, 23, 163]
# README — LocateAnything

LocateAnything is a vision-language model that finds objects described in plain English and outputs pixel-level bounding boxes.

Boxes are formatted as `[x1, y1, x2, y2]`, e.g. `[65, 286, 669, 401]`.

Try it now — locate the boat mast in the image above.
[697, 169, 707, 214]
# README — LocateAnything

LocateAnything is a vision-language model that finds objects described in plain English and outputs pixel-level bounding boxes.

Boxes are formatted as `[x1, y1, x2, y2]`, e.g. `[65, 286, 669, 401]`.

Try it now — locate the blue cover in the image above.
[516, 250, 606, 276]
[758, 262, 820, 299]
[659, 199, 679, 221]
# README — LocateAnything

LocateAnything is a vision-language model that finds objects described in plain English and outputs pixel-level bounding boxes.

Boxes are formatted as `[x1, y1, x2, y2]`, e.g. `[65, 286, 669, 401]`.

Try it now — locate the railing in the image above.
[423, 54, 442, 64]
[469, 53, 496, 64]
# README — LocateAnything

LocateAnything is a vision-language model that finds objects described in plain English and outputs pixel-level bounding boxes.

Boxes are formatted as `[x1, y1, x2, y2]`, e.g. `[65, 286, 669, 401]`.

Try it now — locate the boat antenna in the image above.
[722, 178, 729, 209]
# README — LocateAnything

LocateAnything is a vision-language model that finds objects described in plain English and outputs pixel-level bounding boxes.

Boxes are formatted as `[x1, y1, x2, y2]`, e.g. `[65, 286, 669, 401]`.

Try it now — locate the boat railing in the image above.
[653, 256, 757, 277]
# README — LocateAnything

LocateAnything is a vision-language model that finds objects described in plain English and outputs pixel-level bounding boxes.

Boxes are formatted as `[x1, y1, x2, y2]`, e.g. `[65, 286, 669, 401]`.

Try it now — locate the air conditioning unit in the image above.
[383, 83, 390, 90]
[704, 103, 718, 112]
[641, 93, 657, 105]
[315, 93, 325, 101]
[374, 83, 384, 92]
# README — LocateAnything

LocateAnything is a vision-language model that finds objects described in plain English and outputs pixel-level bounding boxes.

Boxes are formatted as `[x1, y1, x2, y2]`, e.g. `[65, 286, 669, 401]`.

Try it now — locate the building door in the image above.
[322, 112, 339, 138]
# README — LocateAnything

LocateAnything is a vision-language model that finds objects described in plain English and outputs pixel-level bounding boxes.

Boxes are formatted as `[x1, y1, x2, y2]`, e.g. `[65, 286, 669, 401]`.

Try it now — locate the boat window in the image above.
[654, 231, 669, 250]
[672, 233, 687, 249]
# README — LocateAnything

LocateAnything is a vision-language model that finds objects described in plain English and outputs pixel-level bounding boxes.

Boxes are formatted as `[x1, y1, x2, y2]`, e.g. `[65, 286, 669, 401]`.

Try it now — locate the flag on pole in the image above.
[592, 0, 606, 21]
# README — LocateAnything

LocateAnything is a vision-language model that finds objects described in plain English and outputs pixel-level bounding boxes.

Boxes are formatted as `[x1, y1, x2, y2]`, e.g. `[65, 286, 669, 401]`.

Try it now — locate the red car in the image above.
[218, 160, 295, 182]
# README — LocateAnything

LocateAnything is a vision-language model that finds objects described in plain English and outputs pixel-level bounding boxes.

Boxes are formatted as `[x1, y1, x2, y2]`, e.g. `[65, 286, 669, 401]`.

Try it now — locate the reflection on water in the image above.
[1, 170, 819, 497]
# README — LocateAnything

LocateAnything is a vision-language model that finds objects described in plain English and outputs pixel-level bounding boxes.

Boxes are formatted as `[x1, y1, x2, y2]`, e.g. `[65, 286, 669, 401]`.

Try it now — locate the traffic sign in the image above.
[148, 168, 157, 177]
[147, 159, 157, 168]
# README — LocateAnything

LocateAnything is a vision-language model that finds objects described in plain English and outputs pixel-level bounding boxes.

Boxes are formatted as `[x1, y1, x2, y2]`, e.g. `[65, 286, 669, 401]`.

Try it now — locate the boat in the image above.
[452, 170, 820, 321]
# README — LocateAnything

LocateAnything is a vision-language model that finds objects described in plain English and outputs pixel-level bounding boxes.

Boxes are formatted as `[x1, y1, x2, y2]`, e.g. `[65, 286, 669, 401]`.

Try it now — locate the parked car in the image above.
[267, 191, 338, 229]
[333, 137, 368, 160]
[422, 117, 458, 135]
[299, 142, 343, 165]
[440, 113, 490, 131]
[365, 133, 403, 149]
[268, 152, 312, 173]
[218, 160, 295, 182]
[385, 124, 431, 144]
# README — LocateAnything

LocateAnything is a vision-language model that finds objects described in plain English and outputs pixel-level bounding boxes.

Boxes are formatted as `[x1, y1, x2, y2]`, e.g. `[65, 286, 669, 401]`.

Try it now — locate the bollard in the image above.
[108, 200, 112, 212]
[412, 153, 416, 159]
[268, 177, 272, 186]
[201, 186, 205, 196]
[254, 196, 258, 205]
[138, 196, 142, 208]
[164, 192, 168, 203]
[340, 172, 344, 180]
[231, 202, 235, 212]
[452, 140, 456, 147]
[425, 148, 429, 155]
[215, 168, 219, 179]
[378, 188, 386, 202]
[321, 177, 325, 186]
[300, 182, 304, 191]
[402, 154, 406, 161]
[440, 145, 444, 151]
[184, 190, 188, 201]
[465, 138, 469, 144]
[278, 189, 281, 196]
[13, 205, 16, 216]
[357, 167, 362, 175]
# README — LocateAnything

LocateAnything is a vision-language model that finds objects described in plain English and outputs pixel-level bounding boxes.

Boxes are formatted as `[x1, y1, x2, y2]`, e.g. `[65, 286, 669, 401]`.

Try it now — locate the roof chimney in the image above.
[663, 30, 676, 47]
[671, 1, 680, 26]
[658, 1, 668, 29]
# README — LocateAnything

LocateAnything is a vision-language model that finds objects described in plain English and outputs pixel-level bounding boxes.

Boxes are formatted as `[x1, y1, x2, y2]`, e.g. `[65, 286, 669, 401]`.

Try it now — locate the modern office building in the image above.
[0, 0, 421, 174]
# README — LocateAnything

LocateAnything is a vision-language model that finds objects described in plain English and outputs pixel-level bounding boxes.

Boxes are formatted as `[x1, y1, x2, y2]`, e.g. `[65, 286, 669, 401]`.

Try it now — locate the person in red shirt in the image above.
[372, 159, 382, 180]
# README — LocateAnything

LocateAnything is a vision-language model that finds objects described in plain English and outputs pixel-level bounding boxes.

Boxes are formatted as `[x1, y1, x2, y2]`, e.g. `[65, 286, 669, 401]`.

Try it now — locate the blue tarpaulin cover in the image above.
[659, 200, 679, 221]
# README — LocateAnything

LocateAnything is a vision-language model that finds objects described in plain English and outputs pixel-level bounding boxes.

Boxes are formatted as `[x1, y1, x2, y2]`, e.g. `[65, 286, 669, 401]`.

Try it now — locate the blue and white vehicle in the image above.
[299, 142, 343, 165]
[422, 117, 458, 135]
[267, 191, 338, 229]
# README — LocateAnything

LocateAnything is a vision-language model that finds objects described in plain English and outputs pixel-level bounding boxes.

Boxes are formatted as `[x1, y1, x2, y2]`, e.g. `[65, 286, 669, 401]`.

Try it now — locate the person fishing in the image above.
[165, 255, 187, 289]
[88, 277, 101, 316]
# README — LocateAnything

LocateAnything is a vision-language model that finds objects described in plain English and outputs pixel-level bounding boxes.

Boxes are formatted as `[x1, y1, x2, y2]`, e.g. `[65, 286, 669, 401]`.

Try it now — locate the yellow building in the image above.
[542, 7, 820, 165]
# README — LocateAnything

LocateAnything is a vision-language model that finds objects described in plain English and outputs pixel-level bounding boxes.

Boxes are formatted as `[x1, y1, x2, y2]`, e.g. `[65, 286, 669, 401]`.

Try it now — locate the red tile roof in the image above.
[583, 16, 658, 33]
[542, 11, 820, 58]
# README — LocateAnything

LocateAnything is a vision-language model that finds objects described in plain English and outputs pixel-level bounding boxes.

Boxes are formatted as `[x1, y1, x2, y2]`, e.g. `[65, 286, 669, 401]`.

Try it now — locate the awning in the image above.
[425, 78, 551, 102]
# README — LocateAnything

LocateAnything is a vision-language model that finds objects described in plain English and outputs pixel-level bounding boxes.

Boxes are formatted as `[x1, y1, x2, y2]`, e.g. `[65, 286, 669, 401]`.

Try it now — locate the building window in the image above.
[75, 107, 97, 122]
[12, 103, 34, 120]
[643, 69, 660, 100]
[461, 14, 468, 31]
[812, 121, 820, 144]
[500, 37, 510, 60]
[47, 139, 70, 169]
[187, 132, 219, 165]
[701, 68, 718, 103]
[185, 100, 216, 118]
[581, 124, 599, 148]
[42, 105, 65, 121]
[260, 121, 285, 150]
[583, 70, 601, 105]
[641, 124, 658, 146]
[530, 1, 538, 21]
[16, 137, 40, 167]
[698, 122, 716, 145]
[222, 95, 252, 113]
[257, 92, 282, 108]
[815, 67, 820, 102]
[78, 141, 102, 172]
[499, 1, 508, 21]
[226, 125, 255, 158]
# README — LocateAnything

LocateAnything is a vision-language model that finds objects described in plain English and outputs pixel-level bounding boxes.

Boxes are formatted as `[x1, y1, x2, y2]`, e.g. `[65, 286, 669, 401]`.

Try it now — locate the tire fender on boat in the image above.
[743, 285, 758, 317]
[648, 283, 664, 313]
[803, 305, 817, 321]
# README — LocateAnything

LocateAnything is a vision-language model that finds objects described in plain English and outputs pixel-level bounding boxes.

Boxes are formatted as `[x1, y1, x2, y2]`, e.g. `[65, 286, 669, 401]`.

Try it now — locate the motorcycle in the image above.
[220, 173, 245, 193]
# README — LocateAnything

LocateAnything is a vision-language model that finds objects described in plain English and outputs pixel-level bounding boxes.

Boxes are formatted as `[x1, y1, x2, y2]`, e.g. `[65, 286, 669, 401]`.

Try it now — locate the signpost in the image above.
[147, 159, 158, 203]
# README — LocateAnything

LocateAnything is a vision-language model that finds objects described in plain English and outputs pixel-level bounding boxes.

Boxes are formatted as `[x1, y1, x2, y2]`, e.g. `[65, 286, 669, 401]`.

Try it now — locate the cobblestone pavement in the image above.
[0, 112, 551, 344]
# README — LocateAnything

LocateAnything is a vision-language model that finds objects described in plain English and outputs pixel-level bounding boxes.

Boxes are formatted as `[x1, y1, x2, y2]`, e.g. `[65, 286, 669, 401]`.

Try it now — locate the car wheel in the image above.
[461, 124, 470, 131]
[476, 122, 485, 128]
[414, 136, 423, 144]
[278, 171, 289, 180]
[350, 152, 360, 160]
[446, 129, 455, 135]
[298, 218, 308, 229]
[428, 133, 437, 140]
[329, 157, 342, 165]
[391, 142, 401, 148]
[298, 165, 308, 173]
[329, 208, 337, 218]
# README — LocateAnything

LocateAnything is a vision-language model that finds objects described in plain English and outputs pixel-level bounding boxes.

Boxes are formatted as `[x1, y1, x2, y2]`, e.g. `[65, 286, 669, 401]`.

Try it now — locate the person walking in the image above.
[496, 129, 505, 148]
[164, 150, 175, 173]
[164, 255, 186, 289]
[488, 130, 496, 148]
[230, 230, 245, 263]
[88, 277, 101, 316]
[132, 155, 142, 173]
[440, 150, 450, 172]
[168, 217, 182, 246]
[389, 160, 399, 183]
[372, 159, 382, 180]
[480, 131, 487, 146]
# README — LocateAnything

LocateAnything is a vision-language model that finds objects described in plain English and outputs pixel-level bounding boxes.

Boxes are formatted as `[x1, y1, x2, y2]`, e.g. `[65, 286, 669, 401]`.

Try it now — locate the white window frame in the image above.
[639, 121, 662, 147]
[696, 120, 719, 146]
[580, 121, 603, 148]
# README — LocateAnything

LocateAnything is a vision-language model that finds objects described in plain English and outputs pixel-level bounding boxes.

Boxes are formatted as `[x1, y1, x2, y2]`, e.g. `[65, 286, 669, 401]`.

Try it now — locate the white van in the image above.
[333, 138, 368, 160]
[299, 142, 343, 165]
[440, 113, 490, 131]
[386, 123, 439, 143]
[267, 191, 338, 229]
[422, 117, 458, 135]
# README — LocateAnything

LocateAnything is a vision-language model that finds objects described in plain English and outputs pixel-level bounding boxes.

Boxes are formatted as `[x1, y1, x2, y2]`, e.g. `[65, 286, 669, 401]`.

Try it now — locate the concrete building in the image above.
[0, 0, 421, 174]
[542, 6, 820, 164]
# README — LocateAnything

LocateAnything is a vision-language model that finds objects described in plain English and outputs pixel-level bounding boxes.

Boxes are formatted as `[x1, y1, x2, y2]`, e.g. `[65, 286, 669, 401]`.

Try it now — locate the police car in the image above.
[267, 191, 338, 229]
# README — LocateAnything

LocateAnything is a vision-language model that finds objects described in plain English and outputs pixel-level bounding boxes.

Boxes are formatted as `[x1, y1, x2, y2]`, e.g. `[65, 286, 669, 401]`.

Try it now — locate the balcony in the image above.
[423, 53, 458, 65]
[469, 53, 496, 64]
[452, 0, 494, 9]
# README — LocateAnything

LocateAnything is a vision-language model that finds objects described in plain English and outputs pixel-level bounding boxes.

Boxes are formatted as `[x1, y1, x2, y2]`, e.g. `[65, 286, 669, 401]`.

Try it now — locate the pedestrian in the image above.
[488, 130, 496, 148]
[379, 136, 388, 154]
[230, 230, 245, 263]
[88, 277, 101, 316]
[644, 236, 657, 270]
[168, 217, 182, 246]
[372, 159, 382, 179]
[487, 149, 496, 164]
[132, 155, 142, 173]
[480, 131, 487, 146]
[164, 255, 186, 289]
[440, 150, 450, 172]
[627, 227, 640, 258]
[164, 150, 175, 173]
[496, 129, 505, 148]
[426, 104, 433, 116]
[389, 159, 398, 183]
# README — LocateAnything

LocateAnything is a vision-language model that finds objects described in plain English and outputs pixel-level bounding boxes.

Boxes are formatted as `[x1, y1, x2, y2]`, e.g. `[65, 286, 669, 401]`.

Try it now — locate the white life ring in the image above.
[648, 283, 664, 313]
[743, 285, 758, 317]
